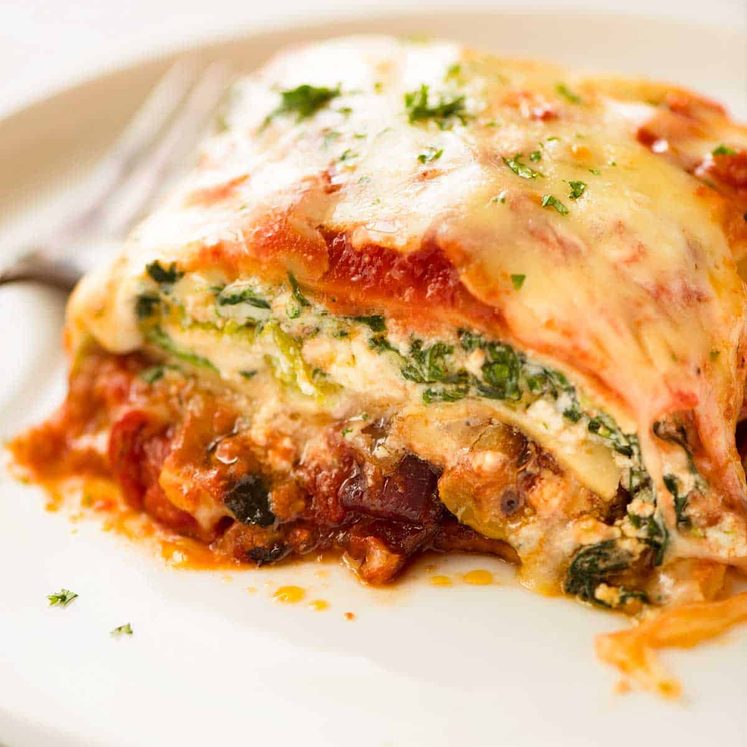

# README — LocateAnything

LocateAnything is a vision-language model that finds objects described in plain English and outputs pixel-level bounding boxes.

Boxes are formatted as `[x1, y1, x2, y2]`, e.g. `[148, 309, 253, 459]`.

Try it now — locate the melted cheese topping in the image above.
[67, 35, 747, 568]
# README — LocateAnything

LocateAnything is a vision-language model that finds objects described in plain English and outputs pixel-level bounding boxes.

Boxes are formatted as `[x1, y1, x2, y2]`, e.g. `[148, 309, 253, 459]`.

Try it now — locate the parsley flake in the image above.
[404, 85, 469, 129]
[567, 180, 587, 199]
[417, 146, 444, 164]
[511, 274, 526, 290]
[529, 150, 542, 162]
[111, 623, 133, 636]
[556, 83, 583, 104]
[267, 84, 341, 124]
[48, 589, 78, 607]
[445, 63, 462, 81]
[541, 194, 569, 215]
[713, 144, 737, 156]
[503, 154, 543, 179]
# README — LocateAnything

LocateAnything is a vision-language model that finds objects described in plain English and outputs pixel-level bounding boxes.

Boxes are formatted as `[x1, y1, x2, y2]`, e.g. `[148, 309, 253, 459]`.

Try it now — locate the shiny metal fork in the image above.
[0, 61, 231, 290]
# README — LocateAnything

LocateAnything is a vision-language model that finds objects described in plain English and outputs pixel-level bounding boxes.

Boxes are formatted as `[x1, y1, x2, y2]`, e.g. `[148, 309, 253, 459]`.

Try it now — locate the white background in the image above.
[1, 0, 745, 119]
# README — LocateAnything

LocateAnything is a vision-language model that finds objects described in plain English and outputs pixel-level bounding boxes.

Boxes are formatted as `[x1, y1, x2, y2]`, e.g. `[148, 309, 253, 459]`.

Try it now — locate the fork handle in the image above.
[0, 249, 85, 291]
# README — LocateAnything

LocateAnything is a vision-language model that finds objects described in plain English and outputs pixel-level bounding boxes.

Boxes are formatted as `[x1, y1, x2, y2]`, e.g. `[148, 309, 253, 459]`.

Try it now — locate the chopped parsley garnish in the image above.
[503, 154, 542, 179]
[111, 623, 133, 636]
[588, 167, 601, 175]
[48, 589, 78, 607]
[146, 261, 182, 284]
[404, 85, 469, 129]
[351, 315, 386, 332]
[510, 274, 526, 290]
[239, 369, 257, 379]
[418, 146, 444, 164]
[541, 194, 569, 215]
[445, 63, 462, 81]
[556, 83, 583, 104]
[491, 191, 508, 205]
[567, 180, 587, 199]
[339, 148, 358, 162]
[712, 144, 737, 156]
[267, 84, 341, 123]
[529, 150, 542, 162]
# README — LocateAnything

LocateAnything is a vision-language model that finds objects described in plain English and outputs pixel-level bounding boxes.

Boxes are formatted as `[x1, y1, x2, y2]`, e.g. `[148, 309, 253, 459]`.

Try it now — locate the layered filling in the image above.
[14, 261, 725, 609]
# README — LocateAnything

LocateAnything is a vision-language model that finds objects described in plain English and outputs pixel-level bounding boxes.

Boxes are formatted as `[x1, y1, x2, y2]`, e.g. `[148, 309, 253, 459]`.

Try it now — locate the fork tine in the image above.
[60, 60, 202, 237]
[95, 63, 232, 237]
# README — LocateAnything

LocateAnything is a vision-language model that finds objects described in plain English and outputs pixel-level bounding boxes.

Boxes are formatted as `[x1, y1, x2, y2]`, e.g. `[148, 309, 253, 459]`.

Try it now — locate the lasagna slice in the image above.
[14, 36, 747, 614]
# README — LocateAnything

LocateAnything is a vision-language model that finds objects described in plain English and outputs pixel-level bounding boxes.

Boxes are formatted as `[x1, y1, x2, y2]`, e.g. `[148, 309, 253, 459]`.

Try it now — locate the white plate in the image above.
[1, 11, 746, 747]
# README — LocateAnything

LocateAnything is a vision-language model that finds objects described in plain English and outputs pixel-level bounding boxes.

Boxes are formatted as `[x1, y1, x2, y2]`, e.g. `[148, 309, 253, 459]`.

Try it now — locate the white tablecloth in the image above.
[1, 0, 745, 119]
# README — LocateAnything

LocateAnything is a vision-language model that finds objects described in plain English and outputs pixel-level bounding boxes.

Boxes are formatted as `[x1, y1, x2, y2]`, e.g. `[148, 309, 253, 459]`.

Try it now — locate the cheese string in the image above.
[596, 591, 747, 697]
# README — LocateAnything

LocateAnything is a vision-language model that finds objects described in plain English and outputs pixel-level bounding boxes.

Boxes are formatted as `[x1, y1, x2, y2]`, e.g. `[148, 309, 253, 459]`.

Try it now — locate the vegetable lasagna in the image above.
[14, 37, 747, 627]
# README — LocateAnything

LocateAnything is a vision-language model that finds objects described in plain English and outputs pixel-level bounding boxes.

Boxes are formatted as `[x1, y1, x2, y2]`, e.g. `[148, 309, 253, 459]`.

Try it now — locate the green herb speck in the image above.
[111, 623, 133, 636]
[503, 154, 542, 179]
[541, 194, 569, 215]
[556, 83, 583, 104]
[567, 180, 587, 199]
[418, 146, 444, 164]
[712, 144, 737, 156]
[48, 589, 78, 607]
[266, 84, 341, 124]
[404, 84, 469, 129]
[511, 274, 526, 290]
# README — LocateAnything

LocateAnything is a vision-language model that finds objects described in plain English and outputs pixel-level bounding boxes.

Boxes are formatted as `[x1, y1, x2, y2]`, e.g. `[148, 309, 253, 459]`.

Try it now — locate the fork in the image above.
[0, 61, 231, 290]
